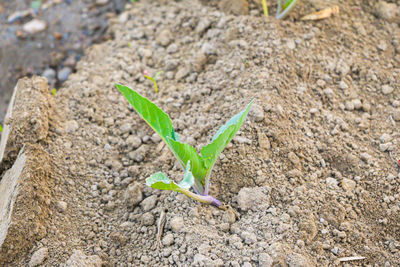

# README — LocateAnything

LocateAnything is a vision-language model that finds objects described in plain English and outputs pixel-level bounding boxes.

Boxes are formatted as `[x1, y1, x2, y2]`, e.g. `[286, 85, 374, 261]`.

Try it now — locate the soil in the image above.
[1, 0, 400, 266]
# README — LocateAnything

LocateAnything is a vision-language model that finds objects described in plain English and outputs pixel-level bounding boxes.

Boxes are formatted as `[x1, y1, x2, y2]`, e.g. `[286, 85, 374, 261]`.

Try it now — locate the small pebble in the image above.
[123, 182, 143, 207]
[56, 201, 68, 213]
[338, 81, 348, 90]
[95, 0, 109, 6]
[23, 19, 46, 34]
[170, 216, 184, 232]
[65, 120, 79, 133]
[162, 233, 174, 246]
[259, 253, 273, 267]
[156, 29, 172, 47]
[326, 177, 338, 188]
[175, 67, 190, 80]
[341, 178, 356, 192]
[29, 247, 48, 267]
[58, 67, 72, 82]
[382, 84, 393, 95]
[126, 135, 142, 149]
[352, 99, 362, 110]
[140, 195, 157, 211]
[286, 39, 296, 50]
[345, 101, 354, 111]
[392, 109, 400, 121]
[141, 212, 155, 226]
[249, 103, 264, 122]
[42, 68, 56, 83]
[360, 152, 372, 164]
[323, 88, 334, 98]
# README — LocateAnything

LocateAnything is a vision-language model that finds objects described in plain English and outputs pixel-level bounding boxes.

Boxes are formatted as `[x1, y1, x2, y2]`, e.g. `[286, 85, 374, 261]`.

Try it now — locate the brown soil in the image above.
[1, 0, 400, 266]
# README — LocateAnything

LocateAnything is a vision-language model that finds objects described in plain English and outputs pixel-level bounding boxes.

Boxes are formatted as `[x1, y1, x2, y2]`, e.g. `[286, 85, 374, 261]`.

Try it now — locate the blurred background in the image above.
[0, 0, 129, 122]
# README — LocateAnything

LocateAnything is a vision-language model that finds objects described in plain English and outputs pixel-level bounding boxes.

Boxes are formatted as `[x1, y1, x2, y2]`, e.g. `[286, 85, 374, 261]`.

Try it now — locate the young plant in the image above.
[276, 0, 299, 19]
[262, 0, 269, 17]
[144, 71, 163, 93]
[116, 84, 253, 208]
[261, 0, 299, 19]
[0, 124, 3, 132]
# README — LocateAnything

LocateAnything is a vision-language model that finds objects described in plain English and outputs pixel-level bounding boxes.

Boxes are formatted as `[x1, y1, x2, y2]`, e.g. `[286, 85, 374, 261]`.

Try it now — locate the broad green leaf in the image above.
[284, 0, 295, 9]
[168, 137, 207, 183]
[116, 84, 178, 142]
[201, 100, 254, 169]
[145, 169, 218, 206]
[178, 161, 195, 189]
[117, 84, 206, 191]
[146, 172, 181, 191]
[146, 161, 194, 191]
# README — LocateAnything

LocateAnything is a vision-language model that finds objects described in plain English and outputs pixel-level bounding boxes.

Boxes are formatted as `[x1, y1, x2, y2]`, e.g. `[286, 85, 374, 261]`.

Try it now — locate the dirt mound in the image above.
[0, 77, 54, 264]
[1, 0, 399, 266]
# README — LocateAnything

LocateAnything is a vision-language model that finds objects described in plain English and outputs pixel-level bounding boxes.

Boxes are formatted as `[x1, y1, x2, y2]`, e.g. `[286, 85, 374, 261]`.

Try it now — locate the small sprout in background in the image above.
[262, 0, 269, 17]
[244, 59, 249, 68]
[260, 1, 299, 19]
[52, 88, 56, 95]
[127, 42, 132, 48]
[276, 0, 299, 20]
[0, 124, 3, 132]
[130, 0, 137, 3]
[116, 84, 253, 209]
[144, 70, 163, 93]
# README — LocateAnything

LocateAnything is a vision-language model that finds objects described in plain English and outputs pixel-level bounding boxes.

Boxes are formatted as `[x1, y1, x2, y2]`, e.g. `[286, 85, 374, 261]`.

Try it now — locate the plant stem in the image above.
[178, 188, 222, 208]
[203, 166, 214, 196]
[262, 0, 268, 17]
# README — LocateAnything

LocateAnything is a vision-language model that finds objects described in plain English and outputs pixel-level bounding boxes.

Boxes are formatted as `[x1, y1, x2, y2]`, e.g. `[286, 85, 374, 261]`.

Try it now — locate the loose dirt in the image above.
[0, 0, 399, 266]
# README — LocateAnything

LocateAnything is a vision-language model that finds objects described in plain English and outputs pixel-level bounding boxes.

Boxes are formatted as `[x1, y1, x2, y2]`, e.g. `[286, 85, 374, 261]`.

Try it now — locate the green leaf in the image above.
[116, 83, 178, 144]
[168, 137, 207, 183]
[116, 84, 207, 190]
[146, 172, 181, 191]
[145, 168, 220, 206]
[0, 124, 3, 132]
[178, 161, 195, 189]
[201, 100, 254, 169]
[146, 161, 194, 191]
[284, 0, 295, 9]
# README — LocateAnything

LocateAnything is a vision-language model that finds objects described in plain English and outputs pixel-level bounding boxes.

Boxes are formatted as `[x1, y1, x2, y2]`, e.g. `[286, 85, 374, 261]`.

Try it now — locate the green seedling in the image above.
[144, 71, 163, 93]
[116, 84, 253, 208]
[276, 0, 299, 19]
[52, 88, 56, 95]
[261, 0, 299, 19]
[0, 124, 3, 132]
[262, 0, 269, 16]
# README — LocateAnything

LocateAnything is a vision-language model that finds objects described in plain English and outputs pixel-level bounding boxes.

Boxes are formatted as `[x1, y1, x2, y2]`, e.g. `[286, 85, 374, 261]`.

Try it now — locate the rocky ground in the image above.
[0, 0, 400, 266]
